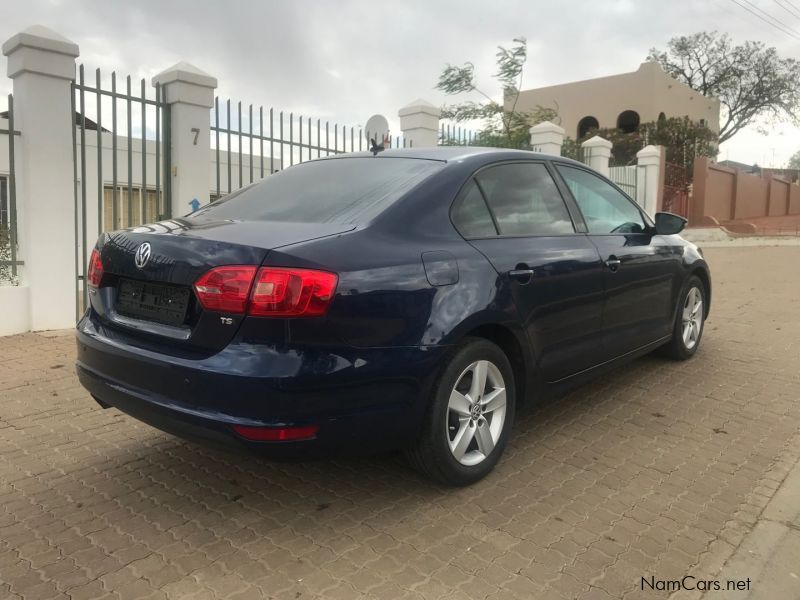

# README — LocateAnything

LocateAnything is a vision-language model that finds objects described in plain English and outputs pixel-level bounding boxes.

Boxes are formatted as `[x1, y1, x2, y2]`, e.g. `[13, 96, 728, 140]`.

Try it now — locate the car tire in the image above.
[660, 275, 706, 360]
[407, 338, 516, 486]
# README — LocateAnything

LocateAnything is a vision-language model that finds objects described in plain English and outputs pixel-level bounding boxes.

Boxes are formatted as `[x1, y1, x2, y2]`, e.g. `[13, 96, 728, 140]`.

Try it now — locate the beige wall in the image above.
[791, 184, 800, 215]
[703, 162, 735, 222]
[691, 157, 800, 224]
[735, 175, 769, 220]
[513, 62, 720, 140]
[768, 179, 789, 217]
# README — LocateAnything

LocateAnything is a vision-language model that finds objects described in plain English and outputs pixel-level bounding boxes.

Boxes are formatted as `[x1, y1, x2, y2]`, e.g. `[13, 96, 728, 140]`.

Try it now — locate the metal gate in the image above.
[71, 64, 171, 319]
[579, 149, 640, 202]
[608, 159, 639, 200]
[662, 162, 690, 217]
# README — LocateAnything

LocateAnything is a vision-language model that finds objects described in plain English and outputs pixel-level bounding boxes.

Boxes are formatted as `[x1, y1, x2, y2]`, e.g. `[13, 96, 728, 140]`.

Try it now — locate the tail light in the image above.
[194, 266, 257, 313]
[249, 268, 337, 317]
[88, 249, 104, 287]
[231, 423, 320, 441]
[193, 266, 337, 317]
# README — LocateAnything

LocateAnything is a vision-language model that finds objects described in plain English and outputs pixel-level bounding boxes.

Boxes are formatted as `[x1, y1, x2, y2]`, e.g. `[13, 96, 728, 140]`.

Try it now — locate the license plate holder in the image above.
[116, 278, 190, 327]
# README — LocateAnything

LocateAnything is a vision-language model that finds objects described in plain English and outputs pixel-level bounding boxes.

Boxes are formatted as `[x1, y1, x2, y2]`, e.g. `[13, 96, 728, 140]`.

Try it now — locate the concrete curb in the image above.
[682, 228, 800, 247]
[667, 429, 800, 600]
[706, 452, 800, 599]
[703, 437, 800, 599]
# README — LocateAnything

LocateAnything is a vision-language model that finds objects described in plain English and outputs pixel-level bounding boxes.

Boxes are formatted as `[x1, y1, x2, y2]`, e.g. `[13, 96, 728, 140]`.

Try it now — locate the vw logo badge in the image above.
[134, 242, 151, 269]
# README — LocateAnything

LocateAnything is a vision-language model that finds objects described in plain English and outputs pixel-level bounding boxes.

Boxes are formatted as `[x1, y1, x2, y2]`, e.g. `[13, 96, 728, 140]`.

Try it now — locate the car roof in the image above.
[320, 146, 587, 168]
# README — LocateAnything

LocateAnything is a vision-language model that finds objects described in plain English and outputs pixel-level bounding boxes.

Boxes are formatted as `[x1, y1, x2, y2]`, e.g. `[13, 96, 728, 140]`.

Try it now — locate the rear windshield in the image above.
[190, 157, 444, 224]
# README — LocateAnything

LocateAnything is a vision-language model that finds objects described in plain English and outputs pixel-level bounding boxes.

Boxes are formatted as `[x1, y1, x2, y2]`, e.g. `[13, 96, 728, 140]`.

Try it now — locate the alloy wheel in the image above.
[446, 360, 507, 466]
[682, 286, 703, 350]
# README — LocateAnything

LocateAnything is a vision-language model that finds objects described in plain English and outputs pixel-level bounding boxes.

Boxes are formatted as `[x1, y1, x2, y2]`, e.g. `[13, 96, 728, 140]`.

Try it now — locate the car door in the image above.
[554, 164, 684, 359]
[451, 161, 605, 383]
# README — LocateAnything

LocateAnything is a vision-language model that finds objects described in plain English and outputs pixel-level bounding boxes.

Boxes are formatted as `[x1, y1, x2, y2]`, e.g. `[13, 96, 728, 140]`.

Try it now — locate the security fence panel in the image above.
[210, 100, 409, 199]
[71, 65, 170, 318]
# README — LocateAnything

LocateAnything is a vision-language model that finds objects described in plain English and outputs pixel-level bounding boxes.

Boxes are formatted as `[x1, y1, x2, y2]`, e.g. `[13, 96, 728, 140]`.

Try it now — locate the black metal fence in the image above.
[71, 64, 170, 317]
[209, 99, 409, 199]
[438, 122, 478, 146]
[1, 94, 21, 285]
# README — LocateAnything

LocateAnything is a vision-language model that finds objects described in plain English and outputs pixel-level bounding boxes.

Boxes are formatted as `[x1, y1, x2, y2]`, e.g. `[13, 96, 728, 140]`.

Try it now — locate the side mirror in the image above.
[654, 212, 687, 235]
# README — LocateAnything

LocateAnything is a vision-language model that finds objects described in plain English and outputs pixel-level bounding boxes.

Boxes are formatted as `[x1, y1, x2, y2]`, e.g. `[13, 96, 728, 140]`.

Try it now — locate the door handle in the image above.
[605, 256, 621, 272]
[508, 268, 535, 283]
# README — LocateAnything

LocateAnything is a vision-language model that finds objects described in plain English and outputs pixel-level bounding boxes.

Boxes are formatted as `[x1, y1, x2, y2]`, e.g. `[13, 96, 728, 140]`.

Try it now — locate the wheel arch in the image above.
[690, 265, 712, 318]
[460, 322, 533, 407]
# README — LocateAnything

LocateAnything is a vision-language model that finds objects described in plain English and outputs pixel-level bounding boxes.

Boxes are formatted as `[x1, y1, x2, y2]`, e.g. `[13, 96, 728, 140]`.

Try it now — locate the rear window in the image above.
[190, 157, 444, 224]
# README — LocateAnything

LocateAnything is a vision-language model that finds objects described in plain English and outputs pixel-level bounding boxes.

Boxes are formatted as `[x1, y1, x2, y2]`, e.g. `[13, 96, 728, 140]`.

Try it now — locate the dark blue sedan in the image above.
[76, 147, 711, 485]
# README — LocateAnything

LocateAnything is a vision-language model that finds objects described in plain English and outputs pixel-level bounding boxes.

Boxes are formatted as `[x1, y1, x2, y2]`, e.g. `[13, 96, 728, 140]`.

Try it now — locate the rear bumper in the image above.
[76, 313, 447, 457]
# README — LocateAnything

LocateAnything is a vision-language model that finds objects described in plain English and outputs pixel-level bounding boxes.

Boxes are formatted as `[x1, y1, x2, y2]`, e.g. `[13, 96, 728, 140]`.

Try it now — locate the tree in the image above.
[789, 150, 800, 170]
[436, 38, 555, 148]
[647, 32, 800, 144]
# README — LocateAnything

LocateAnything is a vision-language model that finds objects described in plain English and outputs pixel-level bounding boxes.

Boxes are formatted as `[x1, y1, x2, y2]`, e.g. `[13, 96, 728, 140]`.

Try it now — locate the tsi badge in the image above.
[134, 242, 151, 269]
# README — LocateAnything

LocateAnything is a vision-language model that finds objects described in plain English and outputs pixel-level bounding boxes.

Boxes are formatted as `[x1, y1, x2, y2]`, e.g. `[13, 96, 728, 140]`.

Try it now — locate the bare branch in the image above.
[649, 31, 800, 144]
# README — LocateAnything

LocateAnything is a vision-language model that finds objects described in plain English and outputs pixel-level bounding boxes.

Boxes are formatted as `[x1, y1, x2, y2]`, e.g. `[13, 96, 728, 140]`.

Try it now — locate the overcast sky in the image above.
[2, 0, 799, 166]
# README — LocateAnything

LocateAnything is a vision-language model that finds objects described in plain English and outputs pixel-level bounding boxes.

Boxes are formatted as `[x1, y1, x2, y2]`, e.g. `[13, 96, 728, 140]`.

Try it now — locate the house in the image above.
[511, 61, 720, 140]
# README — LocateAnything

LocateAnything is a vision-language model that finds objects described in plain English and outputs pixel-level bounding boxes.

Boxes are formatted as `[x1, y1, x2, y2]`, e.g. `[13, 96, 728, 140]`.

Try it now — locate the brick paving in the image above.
[1, 245, 799, 600]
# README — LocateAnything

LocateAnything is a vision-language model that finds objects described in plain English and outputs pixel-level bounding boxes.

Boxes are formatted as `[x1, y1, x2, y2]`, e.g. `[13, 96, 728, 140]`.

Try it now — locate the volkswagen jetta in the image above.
[76, 147, 711, 485]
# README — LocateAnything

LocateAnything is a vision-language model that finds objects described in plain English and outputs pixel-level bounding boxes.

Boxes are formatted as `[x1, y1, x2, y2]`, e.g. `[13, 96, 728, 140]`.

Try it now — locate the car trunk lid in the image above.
[91, 218, 353, 352]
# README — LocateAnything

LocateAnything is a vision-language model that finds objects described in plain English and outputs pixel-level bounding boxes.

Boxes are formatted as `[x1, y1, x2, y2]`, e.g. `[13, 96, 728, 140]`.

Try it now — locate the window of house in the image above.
[577, 116, 599, 139]
[475, 163, 575, 236]
[617, 110, 640, 134]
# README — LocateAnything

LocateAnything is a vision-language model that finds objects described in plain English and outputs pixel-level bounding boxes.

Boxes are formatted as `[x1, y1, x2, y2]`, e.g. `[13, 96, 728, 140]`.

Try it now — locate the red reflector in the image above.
[88, 249, 104, 287]
[231, 424, 320, 441]
[194, 266, 257, 314]
[249, 267, 338, 317]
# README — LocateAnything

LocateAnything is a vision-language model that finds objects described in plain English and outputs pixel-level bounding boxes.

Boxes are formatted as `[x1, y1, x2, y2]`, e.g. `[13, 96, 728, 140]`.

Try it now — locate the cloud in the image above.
[1, 0, 798, 165]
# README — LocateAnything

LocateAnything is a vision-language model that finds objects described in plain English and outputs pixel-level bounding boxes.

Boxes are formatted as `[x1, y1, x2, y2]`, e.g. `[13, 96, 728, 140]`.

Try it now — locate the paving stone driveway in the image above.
[1, 246, 799, 600]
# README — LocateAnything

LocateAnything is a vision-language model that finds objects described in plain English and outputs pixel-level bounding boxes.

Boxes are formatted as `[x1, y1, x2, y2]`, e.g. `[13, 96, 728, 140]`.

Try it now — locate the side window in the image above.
[451, 179, 498, 238]
[475, 163, 574, 236]
[556, 166, 645, 234]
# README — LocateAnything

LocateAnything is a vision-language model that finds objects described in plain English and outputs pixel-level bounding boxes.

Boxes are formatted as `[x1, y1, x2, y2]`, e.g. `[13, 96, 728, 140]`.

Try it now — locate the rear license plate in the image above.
[116, 278, 191, 326]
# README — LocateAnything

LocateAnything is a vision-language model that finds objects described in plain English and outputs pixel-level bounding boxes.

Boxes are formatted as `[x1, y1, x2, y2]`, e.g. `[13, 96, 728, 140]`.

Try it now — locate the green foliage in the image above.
[538, 115, 719, 175]
[0, 228, 18, 286]
[645, 117, 718, 168]
[560, 137, 582, 161]
[576, 116, 717, 174]
[437, 37, 556, 148]
[789, 150, 800, 170]
[647, 32, 800, 143]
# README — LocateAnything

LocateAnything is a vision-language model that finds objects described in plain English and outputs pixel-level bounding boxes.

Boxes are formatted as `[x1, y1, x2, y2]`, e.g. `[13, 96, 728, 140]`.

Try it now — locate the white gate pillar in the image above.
[636, 145, 663, 218]
[581, 135, 612, 177]
[152, 63, 217, 216]
[529, 121, 564, 156]
[398, 99, 440, 148]
[2, 26, 79, 331]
